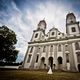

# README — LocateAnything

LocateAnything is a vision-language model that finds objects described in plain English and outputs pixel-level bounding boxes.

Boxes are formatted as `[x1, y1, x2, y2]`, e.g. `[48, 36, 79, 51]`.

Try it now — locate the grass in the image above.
[0, 70, 80, 80]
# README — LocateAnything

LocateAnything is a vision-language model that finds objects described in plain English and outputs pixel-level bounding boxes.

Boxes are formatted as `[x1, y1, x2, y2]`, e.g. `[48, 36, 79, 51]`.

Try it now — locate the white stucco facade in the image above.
[23, 13, 80, 71]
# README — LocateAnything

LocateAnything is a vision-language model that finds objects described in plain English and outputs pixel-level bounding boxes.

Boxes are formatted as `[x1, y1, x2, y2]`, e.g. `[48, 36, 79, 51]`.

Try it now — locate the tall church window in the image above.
[76, 52, 80, 63]
[66, 54, 69, 62]
[50, 45, 53, 52]
[35, 33, 38, 38]
[30, 47, 33, 53]
[27, 46, 30, 53]
[43, 46, 46, 52]
[38, 47, 40, 53]
[58, 44, 61, 51]
[65, 45, 68, 51]
[75, 42, 80, 50]
[71, 21, 73, 23]
[36, 55, 39, 63]
[72, 27, 76, 32]
[27, 54, 32, 63]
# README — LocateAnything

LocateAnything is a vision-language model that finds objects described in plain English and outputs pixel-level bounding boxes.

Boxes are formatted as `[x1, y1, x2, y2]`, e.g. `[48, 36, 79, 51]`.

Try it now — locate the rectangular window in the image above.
[36, 55, 39, 63]
[30, 47, 33, 53]
[72, 27, 76, 32]
[27, 55, 32, 63]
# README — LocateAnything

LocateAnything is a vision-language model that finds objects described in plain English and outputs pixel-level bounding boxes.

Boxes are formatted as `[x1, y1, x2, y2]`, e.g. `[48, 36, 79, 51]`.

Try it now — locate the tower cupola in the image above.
[66, 13, 76, 24]
[37, 20, 46, 31]
[66, 12, 80, 35]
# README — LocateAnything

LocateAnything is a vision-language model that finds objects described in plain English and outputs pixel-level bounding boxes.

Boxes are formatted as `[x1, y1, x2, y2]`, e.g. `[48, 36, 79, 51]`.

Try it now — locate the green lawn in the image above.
[0, 70, 80, 80]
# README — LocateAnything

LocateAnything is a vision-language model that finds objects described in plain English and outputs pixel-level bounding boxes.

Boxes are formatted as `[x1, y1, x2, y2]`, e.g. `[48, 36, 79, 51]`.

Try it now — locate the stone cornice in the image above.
[66, 21, 79, 26]
[28, 35, 80, 44]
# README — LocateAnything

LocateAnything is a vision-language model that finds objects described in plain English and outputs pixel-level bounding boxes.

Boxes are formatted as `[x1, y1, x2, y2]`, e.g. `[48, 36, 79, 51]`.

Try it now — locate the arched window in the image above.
[75, 42, 80, 50]
[36, 54, 39, 63]
[76, 52, 80, 63]
[27, 54, 32, 63]
[58, 44, 61, 51]
[50, 45, 53, 52]
[43, 46, 46, 52]
[30, 47, 33, 53]
[65, 45, 68, 51]
[66, 54, 69, 62]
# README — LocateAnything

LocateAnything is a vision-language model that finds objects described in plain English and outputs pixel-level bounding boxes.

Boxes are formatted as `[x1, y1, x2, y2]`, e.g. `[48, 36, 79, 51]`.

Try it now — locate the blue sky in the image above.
[0, 0, 80, 62]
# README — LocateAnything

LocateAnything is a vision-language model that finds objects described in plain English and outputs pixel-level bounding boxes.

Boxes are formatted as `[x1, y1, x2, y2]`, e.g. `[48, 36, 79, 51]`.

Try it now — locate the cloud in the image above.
[25, 1, 73, 33]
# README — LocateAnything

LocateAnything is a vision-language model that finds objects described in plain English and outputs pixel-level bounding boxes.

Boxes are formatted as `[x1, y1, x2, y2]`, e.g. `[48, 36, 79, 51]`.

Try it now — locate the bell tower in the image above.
[37, 20, 46, 32]
[31, 19, 47, 42]
[66, 13, 80, 36]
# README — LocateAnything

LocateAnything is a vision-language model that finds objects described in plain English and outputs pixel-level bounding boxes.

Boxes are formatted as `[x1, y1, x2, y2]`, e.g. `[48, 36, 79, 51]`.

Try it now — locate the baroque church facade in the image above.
[23, 13, 80, 71]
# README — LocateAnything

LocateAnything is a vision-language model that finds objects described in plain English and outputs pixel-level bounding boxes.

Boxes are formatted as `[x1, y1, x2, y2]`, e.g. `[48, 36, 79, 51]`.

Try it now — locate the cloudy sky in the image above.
[0, 0, 80, 62]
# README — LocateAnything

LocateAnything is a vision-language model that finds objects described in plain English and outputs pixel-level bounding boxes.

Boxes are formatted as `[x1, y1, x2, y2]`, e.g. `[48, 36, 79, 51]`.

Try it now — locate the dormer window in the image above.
[72, 27, 76, 32]
[52, 32, 54, 35]
[35, 33, 38, 38]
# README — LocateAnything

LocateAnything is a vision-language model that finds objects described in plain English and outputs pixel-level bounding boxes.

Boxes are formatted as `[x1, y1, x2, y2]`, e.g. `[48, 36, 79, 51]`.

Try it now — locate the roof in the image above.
[38, 19, 47, 28]
[66, 12, 76, 18]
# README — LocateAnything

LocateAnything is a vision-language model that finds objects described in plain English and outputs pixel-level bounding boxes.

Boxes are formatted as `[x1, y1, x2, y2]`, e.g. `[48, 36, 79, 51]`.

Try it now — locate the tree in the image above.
[0, 25, 19, 63]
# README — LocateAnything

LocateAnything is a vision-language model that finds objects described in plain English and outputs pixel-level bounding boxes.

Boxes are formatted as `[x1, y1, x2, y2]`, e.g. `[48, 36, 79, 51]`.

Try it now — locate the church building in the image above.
[23, 13, 80, 71]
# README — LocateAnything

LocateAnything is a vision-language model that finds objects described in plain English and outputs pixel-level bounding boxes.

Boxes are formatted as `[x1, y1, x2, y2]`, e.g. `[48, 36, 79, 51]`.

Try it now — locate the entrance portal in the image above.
[78, 64, 80, 72]
[40, 57, 45, 69]
[58, 57, 62, 69]
[49, 57, 53, 69]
